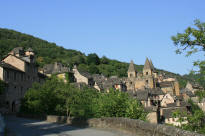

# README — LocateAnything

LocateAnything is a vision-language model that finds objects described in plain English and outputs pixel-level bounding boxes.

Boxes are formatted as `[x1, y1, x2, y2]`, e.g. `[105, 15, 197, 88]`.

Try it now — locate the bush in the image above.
[20, 77, 147, 120]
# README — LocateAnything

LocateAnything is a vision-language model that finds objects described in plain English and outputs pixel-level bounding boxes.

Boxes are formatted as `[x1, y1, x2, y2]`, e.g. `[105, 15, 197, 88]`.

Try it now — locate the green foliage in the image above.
[87, 53, 100, 65]
[171, 19, 205, 88]
[88, 64, 100, 74]
[195, 90, 205, 102]
[20, 77, 147, 120]
[172, 100, 205, 134]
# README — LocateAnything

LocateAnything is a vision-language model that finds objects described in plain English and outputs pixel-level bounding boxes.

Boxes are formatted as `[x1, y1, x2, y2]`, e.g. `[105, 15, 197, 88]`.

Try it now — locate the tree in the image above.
[88, 64, 100, 74]
[87, 53, 100, 65]
[171, 19, 205, 88]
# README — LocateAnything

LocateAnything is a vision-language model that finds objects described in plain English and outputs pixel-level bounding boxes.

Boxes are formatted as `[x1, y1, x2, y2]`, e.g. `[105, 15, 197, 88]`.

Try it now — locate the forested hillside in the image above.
[0, 28, 192, 87]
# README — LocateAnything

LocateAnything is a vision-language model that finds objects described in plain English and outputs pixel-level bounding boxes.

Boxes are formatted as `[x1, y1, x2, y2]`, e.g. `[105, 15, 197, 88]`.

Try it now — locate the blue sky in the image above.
[0, 0, 204, 75]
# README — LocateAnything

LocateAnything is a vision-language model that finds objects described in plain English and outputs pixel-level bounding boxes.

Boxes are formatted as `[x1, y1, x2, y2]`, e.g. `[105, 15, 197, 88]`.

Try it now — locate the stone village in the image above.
[0, 47, 204, 127]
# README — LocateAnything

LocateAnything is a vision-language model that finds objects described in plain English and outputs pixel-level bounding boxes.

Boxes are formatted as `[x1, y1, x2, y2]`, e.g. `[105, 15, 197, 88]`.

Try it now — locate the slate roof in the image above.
[128, 60, 136, 72]
[92, 74, 106, 90]
[43, 62, 69, 74]
[163, 107, 187, 118]
[148, 88, 164, 95]
[144, 58, 154, 70]
[11, 47, 24, 54]
[166, 101, 190, 108]
[79, 71, 92, 79]
[0, 61, 23, 72]
[180, 88, 195, 97]
[159, 81, 174, 88]
[135, 90, 149, 101]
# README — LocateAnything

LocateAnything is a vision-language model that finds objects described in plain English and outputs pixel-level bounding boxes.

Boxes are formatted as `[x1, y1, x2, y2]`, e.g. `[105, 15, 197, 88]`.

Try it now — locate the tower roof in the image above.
[149, 59, 155, 70]
[143, 58, 154, 70]
[128, 60, 136, 72]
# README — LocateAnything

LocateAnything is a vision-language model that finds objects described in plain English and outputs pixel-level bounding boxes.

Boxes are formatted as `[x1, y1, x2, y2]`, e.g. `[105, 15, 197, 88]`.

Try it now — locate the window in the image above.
[130, 74, 133, 77]
[146, 80, 149, 84]
[146, 72, 148, 75]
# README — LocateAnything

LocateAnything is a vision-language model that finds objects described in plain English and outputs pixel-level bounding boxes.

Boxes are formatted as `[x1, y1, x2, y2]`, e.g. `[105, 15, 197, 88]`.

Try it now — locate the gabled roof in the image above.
[0, 61, 24, 72]
[128, 60, 136, 72]
[78, 71, 92, 79]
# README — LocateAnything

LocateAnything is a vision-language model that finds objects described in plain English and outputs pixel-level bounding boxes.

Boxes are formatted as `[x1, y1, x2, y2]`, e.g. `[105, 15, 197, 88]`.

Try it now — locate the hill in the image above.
[0, 28, 191, 88]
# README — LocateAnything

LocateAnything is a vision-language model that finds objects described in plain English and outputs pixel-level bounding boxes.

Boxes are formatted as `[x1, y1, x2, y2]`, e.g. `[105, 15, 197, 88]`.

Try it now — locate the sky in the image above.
[0, 0, 204, 75]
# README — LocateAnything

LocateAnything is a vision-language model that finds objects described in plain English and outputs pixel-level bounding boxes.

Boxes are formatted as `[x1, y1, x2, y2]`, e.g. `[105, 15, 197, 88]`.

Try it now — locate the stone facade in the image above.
[126, 58, 180, 97]
[0, 47, 46, 113]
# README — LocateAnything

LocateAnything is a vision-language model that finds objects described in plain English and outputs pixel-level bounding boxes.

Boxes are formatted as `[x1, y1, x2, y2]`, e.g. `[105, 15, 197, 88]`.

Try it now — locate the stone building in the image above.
[126, 58, 158, 91]
[41, 62, 73, 83]
[160, 100, 189, 126]
[0, 47, 46, 113]
[126, 58, 180, 96]
[73, 66, 94, 87]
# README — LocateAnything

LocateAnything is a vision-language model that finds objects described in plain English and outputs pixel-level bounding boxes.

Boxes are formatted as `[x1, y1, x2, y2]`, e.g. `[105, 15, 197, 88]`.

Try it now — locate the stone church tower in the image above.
[128, 60, 137, 78]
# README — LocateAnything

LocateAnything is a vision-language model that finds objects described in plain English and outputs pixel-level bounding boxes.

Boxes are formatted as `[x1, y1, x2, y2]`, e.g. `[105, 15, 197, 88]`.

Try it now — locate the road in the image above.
[5, 116, 129, 136]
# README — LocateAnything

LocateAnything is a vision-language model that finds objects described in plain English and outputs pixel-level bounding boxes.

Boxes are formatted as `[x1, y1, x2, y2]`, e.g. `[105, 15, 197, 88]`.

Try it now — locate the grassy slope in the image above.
[0, 28, 190, 88]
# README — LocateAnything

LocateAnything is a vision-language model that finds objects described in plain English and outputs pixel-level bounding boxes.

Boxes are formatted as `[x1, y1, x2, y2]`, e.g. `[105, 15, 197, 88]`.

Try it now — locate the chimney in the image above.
[176, 99, 180, 107]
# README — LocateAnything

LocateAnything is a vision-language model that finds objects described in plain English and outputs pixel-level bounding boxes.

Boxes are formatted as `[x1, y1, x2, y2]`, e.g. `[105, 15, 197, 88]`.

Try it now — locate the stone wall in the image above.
[0, 67, 3, 80]
[46, 115, 204, 136]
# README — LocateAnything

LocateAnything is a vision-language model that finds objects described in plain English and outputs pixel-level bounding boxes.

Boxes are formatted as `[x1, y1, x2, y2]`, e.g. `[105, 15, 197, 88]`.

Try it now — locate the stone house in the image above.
[160, 94, 175, 107]
[0, 47, 46, 113]
[73, 66, 94, 87]
[197, 98, 205, 112]
[160, 101, 189, 126]
[180, 88, 195, 101]
[42, 62, 69, 76]
[41, 62, 73, 83]
[159, 81, 180, 96]
[185, 82, 203, 94]
[92, 74, 127, 92]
